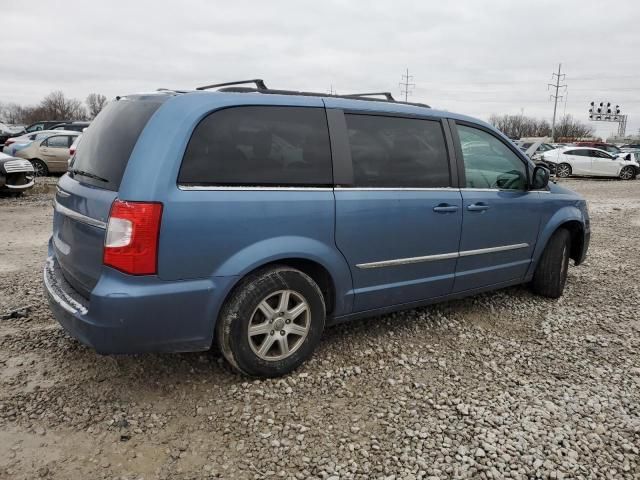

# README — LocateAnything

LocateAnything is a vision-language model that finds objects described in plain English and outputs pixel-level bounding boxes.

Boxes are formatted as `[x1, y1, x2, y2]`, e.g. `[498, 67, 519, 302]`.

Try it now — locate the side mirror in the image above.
[531, 166, 550, 190]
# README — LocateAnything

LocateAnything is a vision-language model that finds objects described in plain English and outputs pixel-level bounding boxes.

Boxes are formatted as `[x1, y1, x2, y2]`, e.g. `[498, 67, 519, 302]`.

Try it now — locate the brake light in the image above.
[103, 200, 163, 275]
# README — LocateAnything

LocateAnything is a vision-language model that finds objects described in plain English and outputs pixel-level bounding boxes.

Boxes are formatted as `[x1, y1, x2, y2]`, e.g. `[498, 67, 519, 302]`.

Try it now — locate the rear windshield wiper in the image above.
[70, 169, 109, 183]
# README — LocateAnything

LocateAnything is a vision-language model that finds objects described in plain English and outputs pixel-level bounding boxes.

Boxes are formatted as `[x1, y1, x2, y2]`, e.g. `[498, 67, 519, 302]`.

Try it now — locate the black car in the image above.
[51, 121, 90, 132]
[24, 120, 70, 133]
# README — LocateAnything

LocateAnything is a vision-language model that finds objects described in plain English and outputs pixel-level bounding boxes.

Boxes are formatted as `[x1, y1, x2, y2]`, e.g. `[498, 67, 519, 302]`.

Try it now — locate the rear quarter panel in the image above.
[116, 93, 354, 317]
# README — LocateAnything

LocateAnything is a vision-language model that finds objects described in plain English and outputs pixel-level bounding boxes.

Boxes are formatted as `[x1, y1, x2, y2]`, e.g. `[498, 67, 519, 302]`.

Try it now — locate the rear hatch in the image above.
[52, 94, 168, 297]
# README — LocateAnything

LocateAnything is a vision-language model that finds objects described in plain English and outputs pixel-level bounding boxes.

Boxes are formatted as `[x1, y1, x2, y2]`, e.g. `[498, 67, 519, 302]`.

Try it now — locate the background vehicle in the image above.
[51, 121, 90, 132]
[574, 141, 622, 155]
[542, 146, 639, 179]
[0, 122, 26, 146]
[24, 120, 69, 133]
[0, 152, 34, 194]
[520, 141, 556, 161]
[44, 82, 590, 378]
[68, 134, 82, 159]
[7, 130, 79, 176]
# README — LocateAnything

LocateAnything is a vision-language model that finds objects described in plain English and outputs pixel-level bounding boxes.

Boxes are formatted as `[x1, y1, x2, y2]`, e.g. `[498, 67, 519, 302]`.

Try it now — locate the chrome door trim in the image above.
[355, 243, 529, 269]
[335, 187, 458, 191]
[356, 252, 459, 269]
[457, 243, 529, 257]
[54, 200, 107, 230]
[178, 185, 333, 191]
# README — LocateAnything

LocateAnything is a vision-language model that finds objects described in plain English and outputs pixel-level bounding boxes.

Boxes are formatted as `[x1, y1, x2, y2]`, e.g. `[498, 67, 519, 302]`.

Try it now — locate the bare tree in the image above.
[554, 115, 595, 140]
[39, 91, 87, 120]
[86, 93, 108, 119]
[488, 114, 580, 139]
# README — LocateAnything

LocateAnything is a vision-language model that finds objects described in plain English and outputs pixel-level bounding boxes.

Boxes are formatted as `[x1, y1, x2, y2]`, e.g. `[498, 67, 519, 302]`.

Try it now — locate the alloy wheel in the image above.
[556, 164, 571, 178]
[620, 166, 634, 180]
[248, 290, 311, 361]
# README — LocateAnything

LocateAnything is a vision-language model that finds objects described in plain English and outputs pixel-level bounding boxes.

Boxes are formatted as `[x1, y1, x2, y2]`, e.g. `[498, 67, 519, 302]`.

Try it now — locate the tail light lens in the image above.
[103, 200, 163, 275]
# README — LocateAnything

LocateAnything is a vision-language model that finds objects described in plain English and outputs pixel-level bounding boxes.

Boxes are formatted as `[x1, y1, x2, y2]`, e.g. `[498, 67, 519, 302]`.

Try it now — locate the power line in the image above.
[399, 68, 415, 102]
[548, 63, 567, 141]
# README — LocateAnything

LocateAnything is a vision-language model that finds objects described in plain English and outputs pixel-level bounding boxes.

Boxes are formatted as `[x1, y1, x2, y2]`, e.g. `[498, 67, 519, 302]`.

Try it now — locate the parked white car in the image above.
[541, 147, 639, 180]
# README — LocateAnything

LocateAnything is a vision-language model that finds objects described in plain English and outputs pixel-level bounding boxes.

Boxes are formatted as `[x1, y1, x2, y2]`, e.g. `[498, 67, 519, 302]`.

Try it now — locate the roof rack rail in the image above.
[343, 92, 396, 101]
[196, 79, 267, 91]
[194, 80, 430, 108]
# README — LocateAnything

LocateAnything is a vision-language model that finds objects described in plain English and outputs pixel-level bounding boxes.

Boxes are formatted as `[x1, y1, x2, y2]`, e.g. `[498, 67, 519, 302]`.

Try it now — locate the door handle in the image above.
[433, 203, 459, 213]
[467, 203, 490, 212]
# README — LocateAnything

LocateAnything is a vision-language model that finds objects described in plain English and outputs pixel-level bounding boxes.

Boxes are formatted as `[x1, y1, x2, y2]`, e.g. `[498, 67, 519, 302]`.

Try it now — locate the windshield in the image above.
[71, 95, 167, 190]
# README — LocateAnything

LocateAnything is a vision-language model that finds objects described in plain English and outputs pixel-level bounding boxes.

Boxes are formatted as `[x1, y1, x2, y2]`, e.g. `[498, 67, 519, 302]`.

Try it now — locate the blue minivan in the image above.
[45, 80, 590, 377]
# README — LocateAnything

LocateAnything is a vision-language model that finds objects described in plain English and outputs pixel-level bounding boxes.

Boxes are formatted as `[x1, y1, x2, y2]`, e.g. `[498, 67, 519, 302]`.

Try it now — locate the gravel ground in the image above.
[0, 177, 639, 480]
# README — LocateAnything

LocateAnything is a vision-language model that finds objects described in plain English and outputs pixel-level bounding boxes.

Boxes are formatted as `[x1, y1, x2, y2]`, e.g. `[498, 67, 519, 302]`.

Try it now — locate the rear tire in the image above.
[619, 166, 635, 180]
[556, 163, 572, 178]
[531, 228, 571, 299]
[30, 159, 48, 177]
[216, 265, 325, 378]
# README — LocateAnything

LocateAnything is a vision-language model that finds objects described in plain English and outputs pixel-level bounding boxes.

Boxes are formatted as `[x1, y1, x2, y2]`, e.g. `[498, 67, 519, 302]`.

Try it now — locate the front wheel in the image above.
[619, 166, 635, 180]
[30, 159, 48, 177]
[555, 163, 572, 178]
[531, 228, 571, 298]
[216, 265, 326, 377]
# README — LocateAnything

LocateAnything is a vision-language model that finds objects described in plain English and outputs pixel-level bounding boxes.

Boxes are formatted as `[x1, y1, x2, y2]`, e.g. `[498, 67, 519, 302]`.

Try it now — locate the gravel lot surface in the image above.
[0, 177, 639, 479]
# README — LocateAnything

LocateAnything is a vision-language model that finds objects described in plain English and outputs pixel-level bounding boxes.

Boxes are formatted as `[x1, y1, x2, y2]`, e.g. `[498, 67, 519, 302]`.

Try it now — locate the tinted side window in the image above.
[564, 150, 583, 156]
[344, 114, 450, 188]
[179, 106, 332, 186]
[457, 124, 527, 190]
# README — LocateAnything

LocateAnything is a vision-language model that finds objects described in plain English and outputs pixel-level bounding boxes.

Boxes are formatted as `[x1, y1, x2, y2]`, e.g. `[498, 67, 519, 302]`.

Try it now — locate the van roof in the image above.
[148, 81, 489, 129]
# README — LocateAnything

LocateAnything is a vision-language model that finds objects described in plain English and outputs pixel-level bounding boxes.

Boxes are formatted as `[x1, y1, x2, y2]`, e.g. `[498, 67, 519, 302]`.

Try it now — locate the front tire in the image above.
[216, 265, 325, 378]
[531, 228, 571, 299]
[555, 163, 572, 178]
[30, 159, 48, 177]
[619, 166, 635, 180]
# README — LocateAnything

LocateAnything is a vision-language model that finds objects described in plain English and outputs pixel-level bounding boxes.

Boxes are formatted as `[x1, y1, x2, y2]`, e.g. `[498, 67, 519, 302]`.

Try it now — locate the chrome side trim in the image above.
[355, 243, 530, 269]
[457, 243, 530, 257]
[178, 185, 333, 191]
[356, 252, 459, 269]
[6, 180, 35, 189]
[54, 201, 107, 230]
[335, 187, 457, 191]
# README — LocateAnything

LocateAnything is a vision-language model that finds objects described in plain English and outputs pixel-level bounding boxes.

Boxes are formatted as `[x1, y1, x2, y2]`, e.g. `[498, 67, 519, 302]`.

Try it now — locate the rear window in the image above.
[71, 95, 166, 190]
[178, 106, 332, 186]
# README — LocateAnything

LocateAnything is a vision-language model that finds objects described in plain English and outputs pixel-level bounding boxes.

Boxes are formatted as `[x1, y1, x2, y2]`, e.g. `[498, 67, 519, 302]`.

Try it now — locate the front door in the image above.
[588, 149, 619, 177]
[333, 112, 462, 312]
[452, 122, 541, 292]
[564, 150, 592, 175]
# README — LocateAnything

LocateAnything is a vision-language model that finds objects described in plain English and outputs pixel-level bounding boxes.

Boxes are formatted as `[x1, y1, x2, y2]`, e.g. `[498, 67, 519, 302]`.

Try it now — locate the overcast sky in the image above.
[2, 0, 639, 139]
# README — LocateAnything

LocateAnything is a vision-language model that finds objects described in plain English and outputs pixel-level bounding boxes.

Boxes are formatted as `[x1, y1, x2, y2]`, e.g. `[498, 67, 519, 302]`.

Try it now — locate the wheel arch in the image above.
[213, 237, 354, 320]
[528, 207, 587, 276]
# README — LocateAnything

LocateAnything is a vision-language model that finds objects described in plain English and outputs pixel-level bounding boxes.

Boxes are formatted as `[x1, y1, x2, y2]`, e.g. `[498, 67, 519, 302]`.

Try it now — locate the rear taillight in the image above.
[5, 139, 15, 146]
[69, 147, 76, 156]
[103, 200, 163, 275]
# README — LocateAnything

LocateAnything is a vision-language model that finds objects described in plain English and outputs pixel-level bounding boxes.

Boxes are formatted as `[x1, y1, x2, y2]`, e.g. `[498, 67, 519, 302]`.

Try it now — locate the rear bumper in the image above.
[44, 250, 237, 354]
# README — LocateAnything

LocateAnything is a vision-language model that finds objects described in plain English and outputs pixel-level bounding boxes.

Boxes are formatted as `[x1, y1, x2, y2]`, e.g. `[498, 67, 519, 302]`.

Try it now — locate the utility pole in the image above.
[548, 63, 567, 141]
[399, 68, 415, 102]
